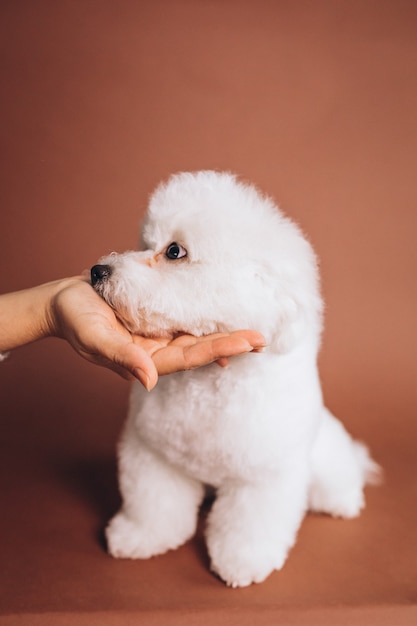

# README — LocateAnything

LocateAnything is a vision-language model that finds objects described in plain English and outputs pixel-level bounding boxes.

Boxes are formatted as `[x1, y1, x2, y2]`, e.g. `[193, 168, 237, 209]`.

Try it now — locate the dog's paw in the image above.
[106, 511, 178, 559]
[207, 530, 287, 588]
[209, 543, 286, 588]
[308, 484, 366, 519]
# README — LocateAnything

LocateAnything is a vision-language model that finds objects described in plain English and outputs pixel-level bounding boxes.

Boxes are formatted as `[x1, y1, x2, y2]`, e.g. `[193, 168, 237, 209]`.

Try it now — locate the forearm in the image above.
[0, 278, 76, 352]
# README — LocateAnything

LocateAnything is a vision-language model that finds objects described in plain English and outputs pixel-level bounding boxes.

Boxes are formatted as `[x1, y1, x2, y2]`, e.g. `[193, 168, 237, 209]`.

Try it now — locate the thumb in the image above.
[112, 340, 159, 390]
[82, 328, 159, 390]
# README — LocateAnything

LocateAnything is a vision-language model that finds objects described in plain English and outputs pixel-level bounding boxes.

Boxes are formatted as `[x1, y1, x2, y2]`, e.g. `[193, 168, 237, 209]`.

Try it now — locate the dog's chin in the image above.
[110, 308, 175, 339]
[120, 311, 227, 340]
[94, 283, 227, 339]
[110, 306, 211, 340]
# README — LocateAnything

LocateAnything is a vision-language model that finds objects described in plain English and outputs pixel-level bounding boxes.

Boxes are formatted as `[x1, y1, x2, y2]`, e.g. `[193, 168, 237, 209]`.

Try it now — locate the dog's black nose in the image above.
[91, 264, 112, 286]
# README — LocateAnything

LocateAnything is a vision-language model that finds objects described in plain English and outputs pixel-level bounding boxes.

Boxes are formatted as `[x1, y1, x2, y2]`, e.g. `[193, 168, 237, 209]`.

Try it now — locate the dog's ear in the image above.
[270, 293, 304, 354]
[253, 262, 322, 355]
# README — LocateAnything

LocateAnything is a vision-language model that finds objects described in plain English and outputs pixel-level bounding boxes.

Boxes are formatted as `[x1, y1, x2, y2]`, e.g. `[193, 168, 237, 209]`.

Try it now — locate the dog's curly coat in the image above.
[92, 171, 379, 587]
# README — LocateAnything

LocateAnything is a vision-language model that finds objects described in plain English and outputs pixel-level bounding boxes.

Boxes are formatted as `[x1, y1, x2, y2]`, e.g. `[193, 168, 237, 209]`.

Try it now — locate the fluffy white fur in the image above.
[93, 171, 379, 587]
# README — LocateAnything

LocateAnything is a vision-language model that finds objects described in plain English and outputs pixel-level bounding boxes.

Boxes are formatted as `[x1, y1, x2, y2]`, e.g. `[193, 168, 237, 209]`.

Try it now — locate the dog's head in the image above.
[91, 171, 322, 353]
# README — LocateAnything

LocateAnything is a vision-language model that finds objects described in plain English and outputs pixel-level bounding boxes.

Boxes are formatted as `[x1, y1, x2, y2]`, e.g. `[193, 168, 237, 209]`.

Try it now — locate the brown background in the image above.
[1, 1, 416, 624]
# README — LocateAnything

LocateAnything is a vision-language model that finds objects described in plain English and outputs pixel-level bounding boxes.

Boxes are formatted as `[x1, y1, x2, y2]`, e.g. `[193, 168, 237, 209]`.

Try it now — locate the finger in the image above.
[228, 330, 266, 349]
[207, 334, 260, 358]
[114, 342, 159, 390]
[84, 333, 159, 390]
[169, 330, 266, 349]
[184, 332, 266, 366]
[153, 335, 255, 376]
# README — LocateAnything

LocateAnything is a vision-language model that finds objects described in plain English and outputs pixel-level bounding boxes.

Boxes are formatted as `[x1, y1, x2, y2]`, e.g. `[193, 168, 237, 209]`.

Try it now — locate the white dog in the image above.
[91, 171, 379, 587]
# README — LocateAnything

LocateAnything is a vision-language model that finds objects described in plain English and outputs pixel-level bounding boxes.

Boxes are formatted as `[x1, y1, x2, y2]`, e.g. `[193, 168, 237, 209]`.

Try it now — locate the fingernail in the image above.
[252, 346, 266, 353]
[134, 368, 152, 391]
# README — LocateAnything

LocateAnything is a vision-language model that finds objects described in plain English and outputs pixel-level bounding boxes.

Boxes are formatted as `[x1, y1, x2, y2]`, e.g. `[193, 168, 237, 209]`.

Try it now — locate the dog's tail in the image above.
[353, 440, 383, 486]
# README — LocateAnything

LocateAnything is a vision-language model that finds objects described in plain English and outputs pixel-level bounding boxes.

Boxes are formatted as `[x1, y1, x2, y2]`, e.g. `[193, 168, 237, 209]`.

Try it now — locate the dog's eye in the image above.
[165, 242, 187, 260]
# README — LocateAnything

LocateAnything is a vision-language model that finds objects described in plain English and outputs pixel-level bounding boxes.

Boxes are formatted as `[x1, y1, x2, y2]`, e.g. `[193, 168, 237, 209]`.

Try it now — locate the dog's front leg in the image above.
[205, 465, 309, 587]
[106, 434, 205, 559]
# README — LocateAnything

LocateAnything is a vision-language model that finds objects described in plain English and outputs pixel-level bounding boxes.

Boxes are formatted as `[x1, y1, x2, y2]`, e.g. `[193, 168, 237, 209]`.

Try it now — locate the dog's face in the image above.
[91, 171, 321, 351]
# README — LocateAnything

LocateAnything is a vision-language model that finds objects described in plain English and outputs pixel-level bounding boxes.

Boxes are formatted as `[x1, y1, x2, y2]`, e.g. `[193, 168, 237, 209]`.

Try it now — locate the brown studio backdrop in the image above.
[0, 1, 416, 624]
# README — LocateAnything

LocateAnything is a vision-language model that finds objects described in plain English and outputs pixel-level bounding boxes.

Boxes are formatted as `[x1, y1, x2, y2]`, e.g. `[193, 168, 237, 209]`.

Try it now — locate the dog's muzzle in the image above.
[91, 264, 112, 286]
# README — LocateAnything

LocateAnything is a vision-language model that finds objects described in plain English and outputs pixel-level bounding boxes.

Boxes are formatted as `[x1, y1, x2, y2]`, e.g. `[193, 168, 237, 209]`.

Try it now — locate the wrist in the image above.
[45, 277, 88, 339]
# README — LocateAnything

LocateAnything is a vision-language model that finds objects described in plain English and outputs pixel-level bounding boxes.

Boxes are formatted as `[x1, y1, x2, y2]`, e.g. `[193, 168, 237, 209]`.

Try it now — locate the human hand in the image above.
[49, 278, 265, 390]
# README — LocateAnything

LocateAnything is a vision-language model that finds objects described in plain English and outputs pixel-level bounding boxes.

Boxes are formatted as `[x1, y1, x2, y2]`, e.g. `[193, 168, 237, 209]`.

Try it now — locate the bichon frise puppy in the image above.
[91, 171, 379, 587]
